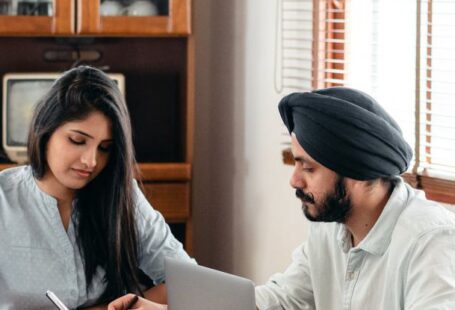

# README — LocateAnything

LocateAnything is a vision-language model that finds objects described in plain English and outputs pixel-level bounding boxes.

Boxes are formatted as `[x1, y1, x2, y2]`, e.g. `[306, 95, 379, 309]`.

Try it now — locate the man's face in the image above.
[290, 134, 352, 223]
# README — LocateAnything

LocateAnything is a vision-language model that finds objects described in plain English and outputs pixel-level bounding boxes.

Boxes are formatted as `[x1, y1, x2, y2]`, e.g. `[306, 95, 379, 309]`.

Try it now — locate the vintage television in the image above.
[2, 72, 125, 164]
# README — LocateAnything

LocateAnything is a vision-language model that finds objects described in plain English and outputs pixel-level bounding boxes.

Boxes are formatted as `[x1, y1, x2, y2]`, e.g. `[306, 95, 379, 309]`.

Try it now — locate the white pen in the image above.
[45, 290, 70, 310]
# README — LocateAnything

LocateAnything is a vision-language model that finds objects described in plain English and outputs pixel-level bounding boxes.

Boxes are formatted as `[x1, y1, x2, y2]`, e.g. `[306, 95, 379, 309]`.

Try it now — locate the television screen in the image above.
[2, 73, 125, 164]
[6, 78, 55, 147]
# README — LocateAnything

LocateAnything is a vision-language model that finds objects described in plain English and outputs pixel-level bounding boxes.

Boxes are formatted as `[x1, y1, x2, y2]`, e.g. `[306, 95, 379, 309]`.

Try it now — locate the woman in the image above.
[0, 66, 193, 309]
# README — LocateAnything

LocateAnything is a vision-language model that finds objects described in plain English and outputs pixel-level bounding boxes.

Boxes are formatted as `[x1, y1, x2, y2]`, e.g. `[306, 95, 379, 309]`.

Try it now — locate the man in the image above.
[109, 87, 455, 309]
[255, 87, 455, 309]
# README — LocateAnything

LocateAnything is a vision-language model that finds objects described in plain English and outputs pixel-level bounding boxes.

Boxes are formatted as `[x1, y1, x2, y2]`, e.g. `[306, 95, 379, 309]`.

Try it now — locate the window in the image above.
[275, 0, 313, 94]
[280, 0, 455, 203]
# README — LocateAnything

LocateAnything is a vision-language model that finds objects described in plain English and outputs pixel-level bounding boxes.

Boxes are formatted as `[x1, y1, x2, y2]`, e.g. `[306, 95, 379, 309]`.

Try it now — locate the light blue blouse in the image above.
[0, 165, 193, 309]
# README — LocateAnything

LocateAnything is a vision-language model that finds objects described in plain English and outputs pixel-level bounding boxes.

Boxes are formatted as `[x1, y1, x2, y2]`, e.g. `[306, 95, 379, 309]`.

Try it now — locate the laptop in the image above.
[165, 257, 256, 310]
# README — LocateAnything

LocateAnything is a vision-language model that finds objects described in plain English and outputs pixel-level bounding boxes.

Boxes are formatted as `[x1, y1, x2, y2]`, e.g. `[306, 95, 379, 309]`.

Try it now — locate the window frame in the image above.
[281, 0, 455, 204]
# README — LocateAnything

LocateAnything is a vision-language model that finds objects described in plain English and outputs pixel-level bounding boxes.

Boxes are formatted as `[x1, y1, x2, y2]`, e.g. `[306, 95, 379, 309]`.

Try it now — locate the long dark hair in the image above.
[27, 66, 142, 302]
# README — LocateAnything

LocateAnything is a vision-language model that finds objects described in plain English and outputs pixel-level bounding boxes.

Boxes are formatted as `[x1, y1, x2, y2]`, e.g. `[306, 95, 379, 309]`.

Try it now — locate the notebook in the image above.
[165, 257, 256, 310]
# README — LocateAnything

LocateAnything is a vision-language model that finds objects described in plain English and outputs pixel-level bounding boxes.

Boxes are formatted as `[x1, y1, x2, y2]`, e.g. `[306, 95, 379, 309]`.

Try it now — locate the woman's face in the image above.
[43, 110, 113, 195]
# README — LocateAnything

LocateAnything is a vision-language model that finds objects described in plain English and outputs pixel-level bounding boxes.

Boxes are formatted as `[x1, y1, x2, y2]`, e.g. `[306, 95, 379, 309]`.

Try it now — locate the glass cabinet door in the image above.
[77, 0, 190, 35]
[0, 0, 73, 35]
[99, 0, 165, 17]
[0, 0, 54, 16]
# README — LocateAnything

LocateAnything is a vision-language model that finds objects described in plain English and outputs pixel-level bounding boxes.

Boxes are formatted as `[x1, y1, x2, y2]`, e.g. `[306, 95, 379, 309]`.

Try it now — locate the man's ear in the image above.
[344, 178, 372, 195]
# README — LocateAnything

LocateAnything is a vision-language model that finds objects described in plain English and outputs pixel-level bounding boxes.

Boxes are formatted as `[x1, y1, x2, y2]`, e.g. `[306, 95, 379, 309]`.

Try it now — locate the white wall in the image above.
[192, 0, 310, 284]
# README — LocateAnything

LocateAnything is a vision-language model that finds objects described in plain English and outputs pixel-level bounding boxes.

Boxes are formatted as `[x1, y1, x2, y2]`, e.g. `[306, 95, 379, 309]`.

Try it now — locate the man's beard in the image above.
[295, 176, 351, 223]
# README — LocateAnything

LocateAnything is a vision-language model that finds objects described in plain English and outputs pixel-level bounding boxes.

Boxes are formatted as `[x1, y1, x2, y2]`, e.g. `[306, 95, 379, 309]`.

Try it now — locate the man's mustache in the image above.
[296, 188, 315, 203]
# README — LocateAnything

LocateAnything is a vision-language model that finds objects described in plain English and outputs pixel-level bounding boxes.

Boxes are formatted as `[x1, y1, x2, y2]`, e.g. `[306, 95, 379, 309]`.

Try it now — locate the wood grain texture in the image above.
[0, 163, 191, 182]
[77, 0, 190, 36]
[137, 163, 191, 181]
[142, 182, 190, 221]
[0, 0, 74, 35]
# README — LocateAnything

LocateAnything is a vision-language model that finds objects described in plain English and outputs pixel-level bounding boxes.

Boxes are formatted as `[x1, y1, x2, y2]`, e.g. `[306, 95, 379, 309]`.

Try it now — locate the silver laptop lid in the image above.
[165, 257, 256, 310]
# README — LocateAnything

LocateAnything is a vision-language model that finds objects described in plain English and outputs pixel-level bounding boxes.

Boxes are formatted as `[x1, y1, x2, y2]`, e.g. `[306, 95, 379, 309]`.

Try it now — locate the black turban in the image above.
[279, 87, 413, 180]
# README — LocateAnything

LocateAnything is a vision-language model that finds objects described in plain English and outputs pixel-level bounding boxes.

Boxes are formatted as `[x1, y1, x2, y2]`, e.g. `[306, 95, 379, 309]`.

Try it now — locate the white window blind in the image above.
[281, 0, 455, 185]
[417, 0, 455, 180]
[275, 0, 347, 93]
[326, 0, 455, 181]
[344, 0, 417, 174]
[275, 0, 314, 151]
[275, 0, 313, 93]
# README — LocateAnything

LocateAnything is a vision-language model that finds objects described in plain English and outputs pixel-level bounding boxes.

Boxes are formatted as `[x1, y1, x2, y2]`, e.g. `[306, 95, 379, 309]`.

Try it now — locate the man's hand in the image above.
[107, 294, 167, 310]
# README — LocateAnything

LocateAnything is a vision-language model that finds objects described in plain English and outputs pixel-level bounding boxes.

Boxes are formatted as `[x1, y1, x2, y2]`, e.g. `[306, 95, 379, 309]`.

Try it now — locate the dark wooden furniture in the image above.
[0, 0, 194, 253]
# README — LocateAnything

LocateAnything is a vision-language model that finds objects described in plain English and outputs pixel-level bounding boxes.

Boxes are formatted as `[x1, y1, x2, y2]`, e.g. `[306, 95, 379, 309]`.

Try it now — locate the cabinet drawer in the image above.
[142, 183, 189, 221]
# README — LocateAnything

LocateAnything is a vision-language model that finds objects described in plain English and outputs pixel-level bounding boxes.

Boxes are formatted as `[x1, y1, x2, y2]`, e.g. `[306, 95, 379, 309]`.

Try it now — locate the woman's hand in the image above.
[107, 294, 167, 310]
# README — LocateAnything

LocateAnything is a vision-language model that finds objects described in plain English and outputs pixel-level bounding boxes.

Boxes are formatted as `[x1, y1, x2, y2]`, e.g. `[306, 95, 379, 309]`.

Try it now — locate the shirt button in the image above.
[345, 271, 355, 281]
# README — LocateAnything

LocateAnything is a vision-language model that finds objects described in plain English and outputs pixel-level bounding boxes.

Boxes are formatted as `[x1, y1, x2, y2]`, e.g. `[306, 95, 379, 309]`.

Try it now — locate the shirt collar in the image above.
[337, 178, 412, 255]
[23, 165, 58, 206]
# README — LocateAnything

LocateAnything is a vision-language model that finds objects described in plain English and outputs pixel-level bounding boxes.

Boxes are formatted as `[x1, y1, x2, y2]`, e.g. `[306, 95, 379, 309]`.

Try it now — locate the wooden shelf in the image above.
[0, 162, 191, 182]
[137, 163, 191, 181]
[142, 182, 189, 222]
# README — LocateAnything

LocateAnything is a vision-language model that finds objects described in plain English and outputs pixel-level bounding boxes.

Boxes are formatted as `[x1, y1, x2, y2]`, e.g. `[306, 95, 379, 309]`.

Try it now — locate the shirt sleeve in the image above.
[255, 242, 315, 310]
[405, 227, 455, 309]
[133, 180, 196, 285]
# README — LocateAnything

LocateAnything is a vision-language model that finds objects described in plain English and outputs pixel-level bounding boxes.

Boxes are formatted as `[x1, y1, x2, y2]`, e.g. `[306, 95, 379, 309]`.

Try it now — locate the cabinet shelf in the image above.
[137, 162, 191, 181]
[0, 16, 70, 35]
[0, 162, 191, 182]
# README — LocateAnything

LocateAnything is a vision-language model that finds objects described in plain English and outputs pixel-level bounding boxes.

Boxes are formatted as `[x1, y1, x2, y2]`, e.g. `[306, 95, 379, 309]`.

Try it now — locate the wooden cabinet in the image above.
[0, 0, 190, 36]
[77, 0, 190, 35]
[0, 1, 194, 252]
[0, 0, 74, 35]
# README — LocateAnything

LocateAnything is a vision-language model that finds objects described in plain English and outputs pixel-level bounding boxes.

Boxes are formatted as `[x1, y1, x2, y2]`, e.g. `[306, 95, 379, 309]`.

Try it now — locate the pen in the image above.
[45, 290, 70, 310]
[124, 294, 139, 310]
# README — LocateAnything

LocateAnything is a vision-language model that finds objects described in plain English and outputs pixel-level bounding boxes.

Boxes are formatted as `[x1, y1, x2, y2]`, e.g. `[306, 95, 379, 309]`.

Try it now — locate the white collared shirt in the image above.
[256, 179, 455, 310]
